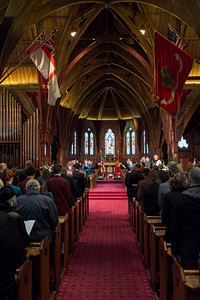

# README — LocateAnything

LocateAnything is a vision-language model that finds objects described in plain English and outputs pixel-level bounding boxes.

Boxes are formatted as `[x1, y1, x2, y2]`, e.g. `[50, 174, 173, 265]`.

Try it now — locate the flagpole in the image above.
[0, 28, 58, 85]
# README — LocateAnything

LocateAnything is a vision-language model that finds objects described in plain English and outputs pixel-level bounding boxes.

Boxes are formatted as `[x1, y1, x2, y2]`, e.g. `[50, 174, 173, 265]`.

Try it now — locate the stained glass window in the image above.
[84, 128, 94, 155]
[90, 132, 94, 155]
[131, 131, 136, 155]
[126, 127, 135, 155]
[126, 132, 130, 155]
[71, 130, 77, 155]
[84, 132, 89, 155]
[143, 130, 149, 154]
[105, 128, 115, 155]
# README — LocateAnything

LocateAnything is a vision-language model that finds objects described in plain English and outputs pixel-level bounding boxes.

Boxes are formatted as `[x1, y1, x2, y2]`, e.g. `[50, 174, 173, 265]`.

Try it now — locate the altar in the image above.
[104, 161, 117, 173]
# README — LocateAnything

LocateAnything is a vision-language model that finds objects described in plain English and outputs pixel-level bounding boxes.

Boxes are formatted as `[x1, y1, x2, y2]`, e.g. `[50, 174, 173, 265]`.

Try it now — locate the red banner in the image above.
[26, 32, 61, 106]
[154, 32, 193, 116]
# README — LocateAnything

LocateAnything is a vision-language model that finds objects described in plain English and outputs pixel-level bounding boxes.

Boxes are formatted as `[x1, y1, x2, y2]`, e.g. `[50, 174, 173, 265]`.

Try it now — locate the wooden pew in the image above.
[69, 206, 75, 253]
[85, 188, 89, 218]
[128, 199, 133, 224]
[132, 198, 137, 232]
[128, 197, 132, 221]
[74, 200, 80, 243]
[59, 214, 69, 268]
[135, 200, 140, 242]
[82, 192, 86, 226]
[26, 236, 50, 300]
[51, 222, 61, 290]
[16, 259, 32, 300]
[159, 237, 173, 300]
[173, 258, 200, 300]
[78, 197, 83, 233]
[143, 215, 162, 268]
[149, 223, 166, 291]
[138, 204, 144, 253]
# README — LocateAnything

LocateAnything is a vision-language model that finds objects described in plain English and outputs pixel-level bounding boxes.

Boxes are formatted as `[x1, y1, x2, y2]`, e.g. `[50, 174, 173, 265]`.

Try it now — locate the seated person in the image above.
[16, 179, 58, 243]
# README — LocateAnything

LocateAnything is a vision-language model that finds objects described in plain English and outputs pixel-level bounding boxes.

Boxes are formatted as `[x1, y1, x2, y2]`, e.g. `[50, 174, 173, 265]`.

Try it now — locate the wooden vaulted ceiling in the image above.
[0, 0, 200, 121]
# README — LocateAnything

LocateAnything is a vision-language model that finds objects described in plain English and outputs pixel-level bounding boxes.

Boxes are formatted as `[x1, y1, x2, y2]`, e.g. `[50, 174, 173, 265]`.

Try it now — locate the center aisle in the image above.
[55, 184, 155, 300]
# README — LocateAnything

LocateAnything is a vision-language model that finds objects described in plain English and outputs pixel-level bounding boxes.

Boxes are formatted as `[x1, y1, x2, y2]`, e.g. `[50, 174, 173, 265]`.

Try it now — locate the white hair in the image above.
[26, 179, 40, 191]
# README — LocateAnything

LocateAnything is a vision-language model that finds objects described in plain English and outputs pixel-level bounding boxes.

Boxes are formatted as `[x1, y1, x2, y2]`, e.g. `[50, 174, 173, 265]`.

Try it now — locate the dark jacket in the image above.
[161, 189, 185, 242]
[16, 187, 58, 242]
[125, 170, 143, 199]
[72, 171, 86, 197]
[171, 186, 200, 257]
[0, 211, 27, 299]
[142, 182, 160, 216]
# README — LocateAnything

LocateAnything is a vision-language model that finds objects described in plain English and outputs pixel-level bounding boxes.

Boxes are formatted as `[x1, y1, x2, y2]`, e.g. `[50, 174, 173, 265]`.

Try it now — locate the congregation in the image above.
[0, 155, 200, 299]
[124, 154, 200, 271]
[0, 159, 89, 300]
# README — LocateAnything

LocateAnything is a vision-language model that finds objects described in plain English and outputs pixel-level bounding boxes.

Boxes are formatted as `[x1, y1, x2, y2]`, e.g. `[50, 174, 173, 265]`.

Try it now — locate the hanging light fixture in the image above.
[140, 25, 146, 35]
[71, 27, 77, 37]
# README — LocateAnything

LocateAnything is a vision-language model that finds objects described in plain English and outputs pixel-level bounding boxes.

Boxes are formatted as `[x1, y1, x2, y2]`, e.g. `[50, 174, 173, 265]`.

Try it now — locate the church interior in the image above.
[1, 2, 200, 300]
[0, 0, 200, 169]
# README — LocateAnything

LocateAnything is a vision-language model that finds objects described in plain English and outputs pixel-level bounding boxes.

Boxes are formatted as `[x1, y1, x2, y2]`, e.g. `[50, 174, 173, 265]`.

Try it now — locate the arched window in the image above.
[126, 127, 135, 155]
[71, 130, 77, 155]
[84, 128, 94, 155]
[143, 130, 149, 154]
[105, 129, 115, 155]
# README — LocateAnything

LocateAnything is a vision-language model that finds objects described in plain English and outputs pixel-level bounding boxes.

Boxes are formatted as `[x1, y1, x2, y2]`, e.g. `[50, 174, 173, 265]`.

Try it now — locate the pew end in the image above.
[173, 258, 200, 300]
[26, 236, 50, 300]
[59, 213, 70, 268]
[15, 259, 32, 300]
[159, 237, 173, 300]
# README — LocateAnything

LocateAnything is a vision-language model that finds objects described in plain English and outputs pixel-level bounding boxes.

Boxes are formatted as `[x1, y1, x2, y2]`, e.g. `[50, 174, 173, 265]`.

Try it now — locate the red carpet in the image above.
[55, 184, 155, 300]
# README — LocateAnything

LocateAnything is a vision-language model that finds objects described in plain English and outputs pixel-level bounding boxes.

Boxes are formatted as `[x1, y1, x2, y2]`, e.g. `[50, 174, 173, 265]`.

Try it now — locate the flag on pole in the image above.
[26, 32, 61, 106]
[168, 25, 187, 50]
[115, 150, 120, 175]
[101, 157, 105, 173]
[153, 32, 194, 116]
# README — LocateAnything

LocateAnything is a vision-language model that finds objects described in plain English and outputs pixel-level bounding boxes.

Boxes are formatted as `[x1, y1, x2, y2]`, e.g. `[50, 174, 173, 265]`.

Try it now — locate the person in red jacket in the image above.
[47, 164, 72, 215]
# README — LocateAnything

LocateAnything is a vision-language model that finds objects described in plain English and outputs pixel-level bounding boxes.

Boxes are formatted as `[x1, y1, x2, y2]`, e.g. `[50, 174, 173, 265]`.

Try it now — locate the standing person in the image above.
[171, 167, 200, 269]
[47, 164, 72, 215]
[142, 169, 161, 216]
[157, 162, 179, 210]
[61, 167, 79, 206]
[16, 179, 58, 243]
[0, 186, 29, 300]
[153, 154, 162, 167]
[17, 166, 36, 194]
[126, 163, 144, 201]
[73, 163, 86, 197]
[136, 168, 150, 203]
[162, 172, 188, 242]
